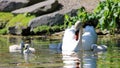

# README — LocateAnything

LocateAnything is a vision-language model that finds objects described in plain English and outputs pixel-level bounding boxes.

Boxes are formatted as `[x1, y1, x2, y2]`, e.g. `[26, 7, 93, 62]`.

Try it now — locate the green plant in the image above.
[0, 12, 14, 22]
[0, 28, 7, 35]
[33, 25, 50, 34]
[33, 25, 64, 34]
[51, 25, 64, 32]
[64, 0, 120, 34]
[94, 0, 120, 34]
[64, 7, 94, 29]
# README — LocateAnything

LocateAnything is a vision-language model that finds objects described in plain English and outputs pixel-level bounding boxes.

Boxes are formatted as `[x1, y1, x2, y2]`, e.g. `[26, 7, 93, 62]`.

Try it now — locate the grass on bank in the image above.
[0, 12, 63, 35]
[0, 12, 14, 22]
[7, 13, 35, 28]
[33, 25, 64, 35]
[0, 12, 36, 35]
[0, 12, 14, 29]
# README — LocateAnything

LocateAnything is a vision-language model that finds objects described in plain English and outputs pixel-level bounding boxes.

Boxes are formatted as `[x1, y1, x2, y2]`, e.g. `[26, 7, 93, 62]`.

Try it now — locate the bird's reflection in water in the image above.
[24, 52, 31, 63]
[62, 51, 81, 68]
[23, 44, 35, 63]
[83, 51, 97, 68]
[62, 51, 97, 68]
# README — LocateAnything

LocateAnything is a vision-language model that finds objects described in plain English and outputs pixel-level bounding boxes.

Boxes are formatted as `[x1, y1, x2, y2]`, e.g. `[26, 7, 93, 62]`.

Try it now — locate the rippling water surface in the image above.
[0, 35, 120, 68]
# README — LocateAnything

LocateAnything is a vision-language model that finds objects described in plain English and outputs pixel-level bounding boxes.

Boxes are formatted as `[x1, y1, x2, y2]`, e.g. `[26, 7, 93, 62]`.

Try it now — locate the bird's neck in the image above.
[78, 27, 83, 50]
[27, 47, 30, 50]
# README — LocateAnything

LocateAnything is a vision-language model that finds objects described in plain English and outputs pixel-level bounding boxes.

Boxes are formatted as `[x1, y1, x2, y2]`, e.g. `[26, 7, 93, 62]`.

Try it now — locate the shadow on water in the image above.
[0, 35, 120, 68]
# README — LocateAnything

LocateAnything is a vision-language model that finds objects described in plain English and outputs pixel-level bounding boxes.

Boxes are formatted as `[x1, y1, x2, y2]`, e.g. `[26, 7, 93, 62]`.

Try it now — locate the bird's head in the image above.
[74, 21, 83, 31]
[74, 21, 83, 41]
[24, 44, 30, 49]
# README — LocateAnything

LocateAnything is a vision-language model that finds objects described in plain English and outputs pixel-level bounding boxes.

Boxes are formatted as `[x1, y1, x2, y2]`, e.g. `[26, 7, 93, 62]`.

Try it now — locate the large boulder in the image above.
[0, 0, 29, 12]
[8, 26, 22, 35]
[28, 0, 99, 29]
[8, 9, 78, 35]
[28, 12, 64, 28]
[8, 26, 31, 36]
[28, 9, 78, 30]
[12, 0, 59, 15]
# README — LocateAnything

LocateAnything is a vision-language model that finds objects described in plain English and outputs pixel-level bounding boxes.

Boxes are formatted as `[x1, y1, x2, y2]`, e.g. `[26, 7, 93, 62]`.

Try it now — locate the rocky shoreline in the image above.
[0, 0, 100, 35]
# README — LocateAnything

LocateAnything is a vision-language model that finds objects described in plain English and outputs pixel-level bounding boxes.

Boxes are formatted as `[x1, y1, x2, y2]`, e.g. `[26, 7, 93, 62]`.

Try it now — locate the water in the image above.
[0, 35, 120, 68]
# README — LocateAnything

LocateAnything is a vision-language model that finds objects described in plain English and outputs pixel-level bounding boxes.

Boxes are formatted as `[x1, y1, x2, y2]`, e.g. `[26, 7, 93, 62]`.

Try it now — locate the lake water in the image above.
[0, 35, 120, 68]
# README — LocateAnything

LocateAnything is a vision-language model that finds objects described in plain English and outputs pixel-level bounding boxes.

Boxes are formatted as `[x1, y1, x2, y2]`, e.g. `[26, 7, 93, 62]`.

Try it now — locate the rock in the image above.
[12, 0, 59, 15]
[21, 27, 31, 36]
[8, 26, 22, 35]
[27, 0, 99, 33]
[28, 12, 64, 28]
[8, 0, 99, 35]
[0, 0, 29, 12]
[27, 0, 84, 32]
[28, 9, 78, 30]
[8, 25, 31, 35]
[27, 0, 45, 6]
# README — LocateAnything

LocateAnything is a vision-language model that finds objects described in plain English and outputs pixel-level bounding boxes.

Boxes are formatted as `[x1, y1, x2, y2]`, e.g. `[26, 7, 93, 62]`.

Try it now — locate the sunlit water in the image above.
[0, 35, 120, 68]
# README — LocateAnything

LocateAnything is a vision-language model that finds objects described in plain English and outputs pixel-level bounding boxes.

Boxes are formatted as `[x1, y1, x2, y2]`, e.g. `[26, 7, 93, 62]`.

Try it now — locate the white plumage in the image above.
[82, 26, 98, 50]
[62, 26, 79, 52]
[9, 41, 24, 53]
[49, 21, 107, 53]
[62, 21, 99, 52]
[23, 44, 35, 54]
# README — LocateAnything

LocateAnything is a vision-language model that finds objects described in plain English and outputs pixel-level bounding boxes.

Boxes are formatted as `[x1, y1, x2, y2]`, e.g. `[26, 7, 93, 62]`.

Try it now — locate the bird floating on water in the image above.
[9, 41, 24, 54]
[62, 21, 107, 53]
[23, 44, 35, 54]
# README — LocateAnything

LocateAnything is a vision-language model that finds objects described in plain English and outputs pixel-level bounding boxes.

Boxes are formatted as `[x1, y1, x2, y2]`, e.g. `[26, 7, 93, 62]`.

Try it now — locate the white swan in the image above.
[82, 25, 98, 50]
[23, 44, 35, 54]
[62, 21, 98, 52]
[9, 41, 24, 53]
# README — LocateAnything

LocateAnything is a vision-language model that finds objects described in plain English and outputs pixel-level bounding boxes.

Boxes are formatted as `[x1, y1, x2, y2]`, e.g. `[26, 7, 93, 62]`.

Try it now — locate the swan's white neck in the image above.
[78, 26, 84, 68]
[77, 26, 83, 50]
